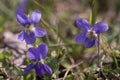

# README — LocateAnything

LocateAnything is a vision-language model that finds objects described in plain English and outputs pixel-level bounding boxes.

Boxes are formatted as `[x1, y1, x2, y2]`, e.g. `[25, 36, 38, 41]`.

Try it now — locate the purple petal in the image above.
[24, 32, 36, 44]
[84, 37, 96, 48]
[34, 28, 46, 37]
[76, 19, 91, 31]
[24, 63, 35, 74]
[75, 32, 87, 43]
[35, 64, 45, 77]
[28, 47, 39, 60]
[94, 22, 108, 34]
[30, 10, 41, 25]
[18, 30, 25, 41]
[37, 43, 48, 59]
[16, 8, 29, 27]
[43, 64, 52, 75]
[17, 0, 27, 12]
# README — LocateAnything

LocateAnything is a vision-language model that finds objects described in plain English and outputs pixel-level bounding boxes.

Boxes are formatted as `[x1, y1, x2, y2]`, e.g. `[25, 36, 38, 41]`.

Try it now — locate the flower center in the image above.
[38, 59, 44, 64]
[25, 25, 35, 34]
[87, 29, 97, 40]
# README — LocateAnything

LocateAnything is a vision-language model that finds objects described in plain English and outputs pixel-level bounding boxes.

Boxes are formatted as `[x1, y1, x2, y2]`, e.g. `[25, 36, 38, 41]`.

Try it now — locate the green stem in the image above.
[41, 18, 57, 37]
[90, 0, 97, 26]
[41, 18, 69, 46]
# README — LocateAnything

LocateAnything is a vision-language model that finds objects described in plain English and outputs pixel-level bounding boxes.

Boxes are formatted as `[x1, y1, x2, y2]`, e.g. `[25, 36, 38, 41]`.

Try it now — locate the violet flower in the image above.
[16, 8, 46, 44]
[24, 43, 52, 77]
[75, 19, 108, 48]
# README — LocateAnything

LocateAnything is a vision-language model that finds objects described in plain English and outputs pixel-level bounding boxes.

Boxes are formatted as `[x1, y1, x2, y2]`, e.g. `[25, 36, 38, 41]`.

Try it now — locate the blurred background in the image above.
[0, 0, 120, 55]
[0, 0, 120, 65]
[0, 0, 120, 44]
[0, 0, 120, 79]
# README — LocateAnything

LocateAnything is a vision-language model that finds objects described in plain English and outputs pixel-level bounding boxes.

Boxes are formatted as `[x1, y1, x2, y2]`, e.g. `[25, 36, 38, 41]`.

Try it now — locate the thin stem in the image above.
[89, 0, 97, 26]
[98, 34, 100, 68]
[98, 34, 102, 78]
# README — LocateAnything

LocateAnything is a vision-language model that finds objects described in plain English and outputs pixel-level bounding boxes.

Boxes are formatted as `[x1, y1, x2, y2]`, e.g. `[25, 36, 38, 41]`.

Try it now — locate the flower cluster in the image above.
[16, 2, 52, 77]
[75, 19, 108, 48]
[16, 0, 109, 78]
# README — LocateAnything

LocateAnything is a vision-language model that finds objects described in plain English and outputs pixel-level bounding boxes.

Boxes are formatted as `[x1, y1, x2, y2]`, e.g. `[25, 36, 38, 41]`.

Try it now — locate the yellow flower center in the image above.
[87, 29, 97, 40]
[25, 25, 35, 34]
[38, 59, 44, 64]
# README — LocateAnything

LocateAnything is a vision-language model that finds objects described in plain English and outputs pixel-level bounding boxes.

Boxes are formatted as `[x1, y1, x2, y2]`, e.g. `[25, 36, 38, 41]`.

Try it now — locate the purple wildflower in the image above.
[24, 43, 52, 77]
[75, 19, 108, 48]
[16, 8, 46, 44]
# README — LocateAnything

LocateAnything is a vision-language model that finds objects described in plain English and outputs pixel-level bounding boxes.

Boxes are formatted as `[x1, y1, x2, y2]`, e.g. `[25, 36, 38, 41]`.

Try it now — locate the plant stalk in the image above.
[98, 34, 102, 78]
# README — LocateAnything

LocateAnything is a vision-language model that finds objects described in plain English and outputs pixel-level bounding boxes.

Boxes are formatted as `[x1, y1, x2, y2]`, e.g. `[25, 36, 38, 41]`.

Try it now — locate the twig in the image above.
[63, 61, 83, 80]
